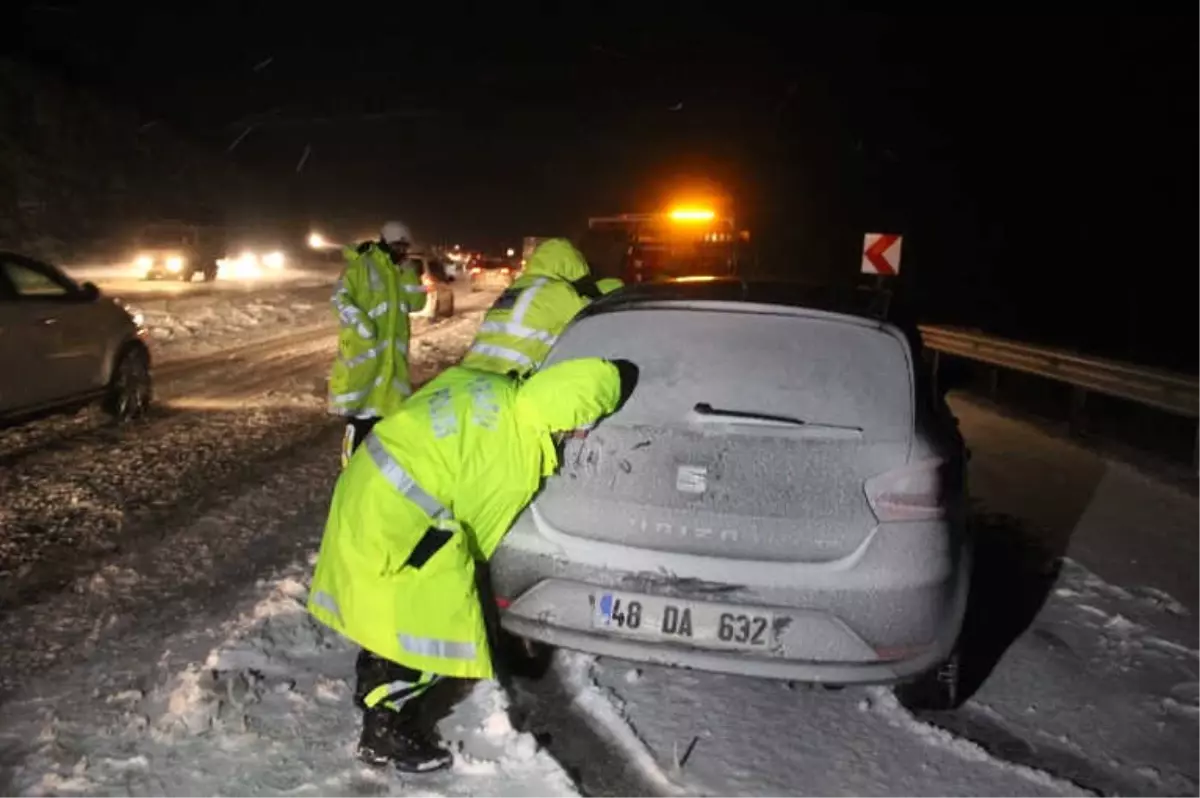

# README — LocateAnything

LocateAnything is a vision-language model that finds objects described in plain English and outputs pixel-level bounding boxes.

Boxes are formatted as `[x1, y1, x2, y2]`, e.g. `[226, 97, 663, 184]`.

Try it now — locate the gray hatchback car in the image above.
[490, 279, 970, 710]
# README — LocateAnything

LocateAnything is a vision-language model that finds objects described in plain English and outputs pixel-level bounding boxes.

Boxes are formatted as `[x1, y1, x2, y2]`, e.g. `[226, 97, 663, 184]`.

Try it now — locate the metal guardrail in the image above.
[918, 325, 1199, 420]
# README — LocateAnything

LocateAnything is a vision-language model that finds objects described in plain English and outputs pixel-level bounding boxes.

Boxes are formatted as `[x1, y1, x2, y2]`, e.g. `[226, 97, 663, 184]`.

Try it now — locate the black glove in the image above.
[573, 276, 603, 299]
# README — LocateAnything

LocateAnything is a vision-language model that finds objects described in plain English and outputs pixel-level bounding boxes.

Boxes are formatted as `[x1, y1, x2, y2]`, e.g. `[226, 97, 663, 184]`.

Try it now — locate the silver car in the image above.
[0, 252, 152, 425]
[491, 279, 970, 710]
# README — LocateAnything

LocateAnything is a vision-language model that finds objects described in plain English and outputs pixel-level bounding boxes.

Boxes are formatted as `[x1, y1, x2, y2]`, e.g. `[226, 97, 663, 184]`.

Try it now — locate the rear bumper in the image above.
[492, 505, 970, 685]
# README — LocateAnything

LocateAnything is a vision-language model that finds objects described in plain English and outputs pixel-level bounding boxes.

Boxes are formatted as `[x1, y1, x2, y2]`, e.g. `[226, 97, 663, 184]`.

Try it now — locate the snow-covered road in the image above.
[0, 285, 494, 690]
[0, 284, 552, 796]
[0, 282, 1195, 796]
[63, 260, 341, 302]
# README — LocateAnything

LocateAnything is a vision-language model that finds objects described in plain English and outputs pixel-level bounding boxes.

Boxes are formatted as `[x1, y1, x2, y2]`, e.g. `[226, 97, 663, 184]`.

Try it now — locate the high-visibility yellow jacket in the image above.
[460, 238, 591, 377]
[308, 359, 622, 679]
[595, 277, 625, 295]
[328, 242, 428, 418]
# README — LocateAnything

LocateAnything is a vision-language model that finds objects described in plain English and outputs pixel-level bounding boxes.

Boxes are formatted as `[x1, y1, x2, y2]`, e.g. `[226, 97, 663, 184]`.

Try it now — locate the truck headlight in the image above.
[166, 256, 184, 272]
[136, 256, 153, 269]
[263, 251, 285, 269]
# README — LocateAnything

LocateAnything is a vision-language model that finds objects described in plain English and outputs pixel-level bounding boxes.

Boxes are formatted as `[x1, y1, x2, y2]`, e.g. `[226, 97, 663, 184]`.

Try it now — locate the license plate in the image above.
[590, 590, 776, 650]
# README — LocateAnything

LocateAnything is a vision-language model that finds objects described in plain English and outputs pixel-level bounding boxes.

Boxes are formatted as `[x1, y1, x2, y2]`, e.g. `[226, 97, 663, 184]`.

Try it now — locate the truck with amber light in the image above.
[585, 206, 750, 284]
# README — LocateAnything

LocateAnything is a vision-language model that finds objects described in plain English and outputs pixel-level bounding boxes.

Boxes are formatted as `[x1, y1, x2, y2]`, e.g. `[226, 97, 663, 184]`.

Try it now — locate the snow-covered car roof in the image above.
[581, 277, 920, 343]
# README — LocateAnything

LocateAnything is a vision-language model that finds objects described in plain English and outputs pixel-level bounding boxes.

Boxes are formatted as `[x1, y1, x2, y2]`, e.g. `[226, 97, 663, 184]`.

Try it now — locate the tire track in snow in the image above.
[506, 651, 689, 797]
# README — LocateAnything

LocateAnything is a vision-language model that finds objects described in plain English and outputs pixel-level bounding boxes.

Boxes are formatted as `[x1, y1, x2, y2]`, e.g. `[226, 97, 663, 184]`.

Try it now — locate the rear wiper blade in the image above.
[690, 403, 863, 433]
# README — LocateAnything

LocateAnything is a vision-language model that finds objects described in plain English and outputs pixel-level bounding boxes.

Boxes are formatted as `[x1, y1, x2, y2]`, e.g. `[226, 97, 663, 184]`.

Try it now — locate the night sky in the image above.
[15, 7, 1198, 369]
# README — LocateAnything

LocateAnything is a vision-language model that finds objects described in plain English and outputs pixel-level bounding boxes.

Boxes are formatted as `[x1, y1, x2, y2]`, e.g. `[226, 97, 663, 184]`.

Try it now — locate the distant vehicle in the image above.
[0, 252, 152, 425]
[219, 245, 291, 279]
[468, 257, 516, 292]
[586, 207, 750, 284]
[491, 278, 971, 711]
[133, 221, 221, 282]
[407, 253, 455, 320]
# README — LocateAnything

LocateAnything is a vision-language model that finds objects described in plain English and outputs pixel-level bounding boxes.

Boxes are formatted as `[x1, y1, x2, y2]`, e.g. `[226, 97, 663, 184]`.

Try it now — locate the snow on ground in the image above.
[60, 260, 344, 360]
[0, 298, 490, 696]
[139, 290, 328, 352]
[583, 653, 1094, 797]
[120, 276, 483, 363]
[955, 557, 1199, 796]
[128, 284, 336, 361]
[533, 397, 1197, 797]
[0, 295, 546, 796]
[948, 392, 1198, 792]
[3, 562, 576, 797]
[574, 553, 1196, 796]
[2, 291, 1195, 796]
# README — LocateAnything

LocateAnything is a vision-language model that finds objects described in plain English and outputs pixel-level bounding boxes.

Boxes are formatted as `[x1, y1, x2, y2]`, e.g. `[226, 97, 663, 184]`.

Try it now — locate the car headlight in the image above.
[136, 256, 153, 269]
[263, 251, 285, 269]
[166, 256, 184, 272]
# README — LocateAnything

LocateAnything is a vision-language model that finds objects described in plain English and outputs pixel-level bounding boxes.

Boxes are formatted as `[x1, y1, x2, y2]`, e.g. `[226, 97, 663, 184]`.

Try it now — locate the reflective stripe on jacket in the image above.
[328, 243, 428, 418]
[461, 238, 591, 377]
[308, 359, 622, 678]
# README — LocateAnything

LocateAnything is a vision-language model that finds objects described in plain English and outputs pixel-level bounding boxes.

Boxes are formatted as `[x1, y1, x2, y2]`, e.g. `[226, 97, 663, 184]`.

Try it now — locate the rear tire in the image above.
[497, 629, 553, 681]
[102, 346, 152, 422]
[894, 648, 962, 712]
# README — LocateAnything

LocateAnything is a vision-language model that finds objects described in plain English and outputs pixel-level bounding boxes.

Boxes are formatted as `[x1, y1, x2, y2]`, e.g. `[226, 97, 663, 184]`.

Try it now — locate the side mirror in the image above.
[80, 281, 101, 301]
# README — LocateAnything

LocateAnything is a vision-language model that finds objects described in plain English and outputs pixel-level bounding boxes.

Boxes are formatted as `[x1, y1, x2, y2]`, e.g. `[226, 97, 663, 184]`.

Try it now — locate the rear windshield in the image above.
[547, 306, 915, 438]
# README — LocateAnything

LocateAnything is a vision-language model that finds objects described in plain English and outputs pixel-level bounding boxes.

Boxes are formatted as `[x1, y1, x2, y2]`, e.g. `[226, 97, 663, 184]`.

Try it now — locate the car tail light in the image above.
[495, 596, 511, 609]
[864, 458, 961, 523]
[470, 267, 481, 275]
[500, 267, 510, 275]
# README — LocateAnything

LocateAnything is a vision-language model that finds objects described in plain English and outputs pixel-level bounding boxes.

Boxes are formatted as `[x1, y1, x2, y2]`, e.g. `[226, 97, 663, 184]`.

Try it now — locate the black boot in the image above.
[357, 706, 454, 773]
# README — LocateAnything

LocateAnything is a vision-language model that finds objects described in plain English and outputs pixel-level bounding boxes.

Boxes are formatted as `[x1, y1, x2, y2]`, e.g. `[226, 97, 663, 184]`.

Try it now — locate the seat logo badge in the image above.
[676, 464, 708, 495]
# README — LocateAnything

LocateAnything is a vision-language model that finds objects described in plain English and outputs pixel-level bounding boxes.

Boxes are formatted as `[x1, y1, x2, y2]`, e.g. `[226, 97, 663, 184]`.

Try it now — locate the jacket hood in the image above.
[523, 238, 590, 282]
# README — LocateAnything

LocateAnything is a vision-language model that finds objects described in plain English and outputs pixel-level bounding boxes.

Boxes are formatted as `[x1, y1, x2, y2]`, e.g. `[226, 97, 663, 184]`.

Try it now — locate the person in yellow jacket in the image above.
[308, 357, 634, 772]
[329, 220, 429, 465]
[460, 238, 602, 377]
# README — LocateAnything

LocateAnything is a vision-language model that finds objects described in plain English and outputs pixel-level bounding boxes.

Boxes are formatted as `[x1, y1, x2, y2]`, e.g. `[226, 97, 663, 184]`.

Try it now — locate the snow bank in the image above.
[859, 688, 1091, 795]
[961, 558, 1199, 795]
[8, 561, 578, 797]
[129, 286, 335, 360]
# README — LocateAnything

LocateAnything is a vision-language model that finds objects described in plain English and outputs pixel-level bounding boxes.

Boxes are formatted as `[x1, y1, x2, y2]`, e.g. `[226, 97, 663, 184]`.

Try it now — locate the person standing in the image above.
[329, 221, 428, 465]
